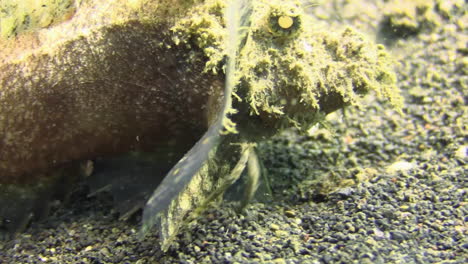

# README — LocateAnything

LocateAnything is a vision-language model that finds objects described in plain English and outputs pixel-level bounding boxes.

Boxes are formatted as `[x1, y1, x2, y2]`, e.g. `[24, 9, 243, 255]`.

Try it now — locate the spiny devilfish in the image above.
[0, 0, 401, 249]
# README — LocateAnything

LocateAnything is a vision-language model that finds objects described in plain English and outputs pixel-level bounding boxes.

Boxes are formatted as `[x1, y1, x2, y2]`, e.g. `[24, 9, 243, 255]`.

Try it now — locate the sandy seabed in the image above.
[1, 0, 466, 263]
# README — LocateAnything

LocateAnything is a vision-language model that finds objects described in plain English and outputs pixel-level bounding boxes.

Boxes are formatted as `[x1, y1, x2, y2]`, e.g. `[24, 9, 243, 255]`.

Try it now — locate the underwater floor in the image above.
[1, 0, 466, 263]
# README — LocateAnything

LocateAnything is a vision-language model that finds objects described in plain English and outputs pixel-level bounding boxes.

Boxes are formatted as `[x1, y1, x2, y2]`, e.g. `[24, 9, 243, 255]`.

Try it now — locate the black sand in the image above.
[1, 1, 466, 263]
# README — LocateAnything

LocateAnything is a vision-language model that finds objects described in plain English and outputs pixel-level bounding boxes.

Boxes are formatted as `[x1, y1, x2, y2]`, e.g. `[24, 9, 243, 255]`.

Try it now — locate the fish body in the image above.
[0, 0, 401, 247]
[0, 0, 224, 237]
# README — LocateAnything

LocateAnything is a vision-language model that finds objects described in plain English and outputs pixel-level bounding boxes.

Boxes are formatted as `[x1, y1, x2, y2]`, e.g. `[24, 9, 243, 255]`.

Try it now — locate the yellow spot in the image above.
[172, 168, 180, 176]
[202, 138, 210, 144]
[278, 16, 294, 29]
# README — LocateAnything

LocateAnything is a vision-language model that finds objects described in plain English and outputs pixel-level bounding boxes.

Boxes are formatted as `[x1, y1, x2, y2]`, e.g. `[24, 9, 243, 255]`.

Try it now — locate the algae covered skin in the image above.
[0, 0, 76, 38]
[0, 0, 401, 249]
[143, 0, 402, 249]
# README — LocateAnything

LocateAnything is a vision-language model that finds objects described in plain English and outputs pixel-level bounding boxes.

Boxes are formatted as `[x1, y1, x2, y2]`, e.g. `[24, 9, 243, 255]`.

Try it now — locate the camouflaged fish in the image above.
[0, 0, 402, 249]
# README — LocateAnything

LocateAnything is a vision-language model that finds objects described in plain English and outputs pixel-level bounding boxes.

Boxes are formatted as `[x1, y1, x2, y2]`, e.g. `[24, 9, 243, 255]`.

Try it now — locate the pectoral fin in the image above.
[140, 119, 223, 237]
[140, 0, 253, 245]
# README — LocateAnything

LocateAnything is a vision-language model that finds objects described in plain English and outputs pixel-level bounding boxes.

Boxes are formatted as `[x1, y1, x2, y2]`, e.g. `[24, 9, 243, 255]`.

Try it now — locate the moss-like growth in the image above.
[379, 0, 465, 40]
[0, 0, 76, 38]
[381, 0, 439, 38]
[154, 0, 402, 247]
[0, 0, 403, 249]
[173, 0, 402, 133]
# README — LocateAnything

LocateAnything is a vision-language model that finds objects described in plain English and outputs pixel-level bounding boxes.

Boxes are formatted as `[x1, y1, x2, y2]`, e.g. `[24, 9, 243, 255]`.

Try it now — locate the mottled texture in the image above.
[0, 0, 223, 235]
[0, 0, 76, 38]
[0, 22, 222, 183]
[140, 0, 402, 248]
[0, 0, 401, 245]
[0, 0, 223, 184]
[173, 0, 402, 134]
[1, 0, 463, 262]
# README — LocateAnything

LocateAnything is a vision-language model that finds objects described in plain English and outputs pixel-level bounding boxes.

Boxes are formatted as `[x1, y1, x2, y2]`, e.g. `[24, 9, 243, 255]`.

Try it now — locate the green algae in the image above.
[380, 0, 466, 40]
[0, 0, 202, 39]
[0, 0, 76, 38]
[172, 0, 402, 133]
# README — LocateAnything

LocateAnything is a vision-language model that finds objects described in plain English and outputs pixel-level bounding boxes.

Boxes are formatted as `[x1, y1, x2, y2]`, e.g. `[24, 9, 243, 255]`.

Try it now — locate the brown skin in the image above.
[0, 21, 224, 184]
[0, 0, 401, 240]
